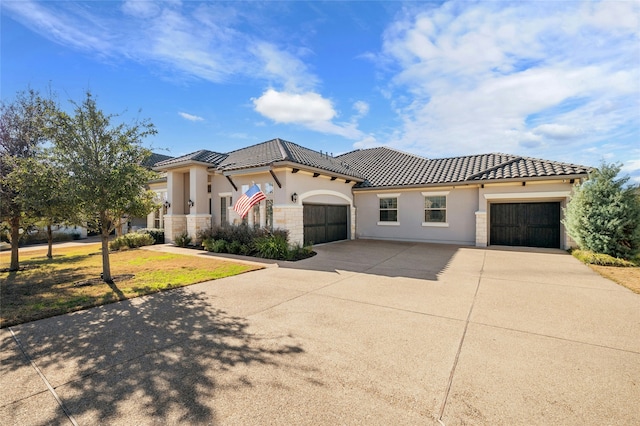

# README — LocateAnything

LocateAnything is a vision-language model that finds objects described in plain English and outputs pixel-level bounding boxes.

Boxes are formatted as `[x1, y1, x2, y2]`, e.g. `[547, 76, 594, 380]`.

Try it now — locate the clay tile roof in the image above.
[218, 138, 364, 179]
[142, 152, 173, 169]
[154, 149, 228, 168]
[337, 148, 590, 188]
[153, 140, 590, 187]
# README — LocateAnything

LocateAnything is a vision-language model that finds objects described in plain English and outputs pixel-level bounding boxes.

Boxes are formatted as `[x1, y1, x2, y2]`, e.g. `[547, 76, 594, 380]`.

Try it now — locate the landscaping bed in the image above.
[570, 249, 640, 294]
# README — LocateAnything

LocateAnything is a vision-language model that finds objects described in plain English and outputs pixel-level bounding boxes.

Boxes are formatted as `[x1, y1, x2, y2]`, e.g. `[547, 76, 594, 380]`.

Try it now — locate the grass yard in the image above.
[0, 244, 262, 327]
[589, 265, 640, 294]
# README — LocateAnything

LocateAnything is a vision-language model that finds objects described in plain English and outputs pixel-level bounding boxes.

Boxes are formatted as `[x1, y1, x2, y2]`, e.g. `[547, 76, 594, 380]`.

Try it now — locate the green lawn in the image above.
[0, 244, 262, 327]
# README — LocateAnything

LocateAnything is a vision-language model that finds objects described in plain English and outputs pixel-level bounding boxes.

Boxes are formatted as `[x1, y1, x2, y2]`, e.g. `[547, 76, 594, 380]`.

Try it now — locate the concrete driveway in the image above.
[2, 240, 639, 425]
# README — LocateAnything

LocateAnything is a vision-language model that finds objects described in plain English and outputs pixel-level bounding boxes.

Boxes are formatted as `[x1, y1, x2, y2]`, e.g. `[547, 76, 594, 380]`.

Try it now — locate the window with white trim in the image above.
[377, 194, 400, 224]
[422, 191, 449, 226]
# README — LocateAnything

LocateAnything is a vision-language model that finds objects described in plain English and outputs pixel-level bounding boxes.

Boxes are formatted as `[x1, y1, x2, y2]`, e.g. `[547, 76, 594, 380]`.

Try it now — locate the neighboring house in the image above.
[150, 138, 590, 250]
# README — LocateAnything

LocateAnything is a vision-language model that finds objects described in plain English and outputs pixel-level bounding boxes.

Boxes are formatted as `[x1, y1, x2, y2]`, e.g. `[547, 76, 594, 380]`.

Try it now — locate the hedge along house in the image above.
[150, 138, 590, 250]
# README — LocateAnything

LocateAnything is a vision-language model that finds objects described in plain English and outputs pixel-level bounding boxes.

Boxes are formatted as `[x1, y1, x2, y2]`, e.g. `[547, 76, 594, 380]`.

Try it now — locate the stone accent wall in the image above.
[475, 211, 487, 247]
[564, 232, 577, 250]
[273, 205, 304, 246]
[187, 214, 212, 243]
[164, 214, 187, 243]
[350, 206, 356, 240]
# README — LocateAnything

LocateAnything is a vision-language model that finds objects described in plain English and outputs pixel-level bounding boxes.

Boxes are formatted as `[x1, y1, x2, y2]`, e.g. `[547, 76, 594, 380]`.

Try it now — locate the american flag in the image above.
[233, 184, 267, 218]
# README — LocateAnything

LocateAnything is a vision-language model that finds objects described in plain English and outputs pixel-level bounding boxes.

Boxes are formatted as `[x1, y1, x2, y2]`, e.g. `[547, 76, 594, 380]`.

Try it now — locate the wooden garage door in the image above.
[490, 202, 560, 248]
[303, 204, 348, 245]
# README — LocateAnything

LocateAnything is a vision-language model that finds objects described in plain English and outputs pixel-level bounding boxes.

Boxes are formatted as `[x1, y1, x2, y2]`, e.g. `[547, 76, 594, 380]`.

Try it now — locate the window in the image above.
[422, 191, 449, 227]
[266, 199, 273, 230]
[251, 201, 260, 227]
[220, 194, 232, 226]
[377, 193, 400, 225]
[265, 182, 274, 195]
[154, 208, 161, 229]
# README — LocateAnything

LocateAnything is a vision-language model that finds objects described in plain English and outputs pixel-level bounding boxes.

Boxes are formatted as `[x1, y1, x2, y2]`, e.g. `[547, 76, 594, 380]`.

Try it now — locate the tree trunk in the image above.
[46, 224, 53, 259]
[9, 216, 20, 271]
[101, 231, 112, 283]
[116, 219, 123, 237]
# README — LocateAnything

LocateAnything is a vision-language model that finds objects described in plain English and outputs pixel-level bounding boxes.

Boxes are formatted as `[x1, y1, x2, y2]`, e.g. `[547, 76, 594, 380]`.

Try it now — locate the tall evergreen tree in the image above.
[52, 92, 157, 283]
[563, 162, 640, 259]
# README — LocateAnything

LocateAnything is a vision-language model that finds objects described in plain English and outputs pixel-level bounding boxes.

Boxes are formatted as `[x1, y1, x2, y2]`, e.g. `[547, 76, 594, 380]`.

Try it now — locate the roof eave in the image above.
[353, 172, 589, 191]
[153, 159, 217, 171]
[273, 161, 365, 182]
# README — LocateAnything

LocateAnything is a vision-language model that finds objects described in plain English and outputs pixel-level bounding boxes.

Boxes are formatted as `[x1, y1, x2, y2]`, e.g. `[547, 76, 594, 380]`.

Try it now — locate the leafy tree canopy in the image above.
[0, 88, 58, 270]
[52, 91, 158, 281]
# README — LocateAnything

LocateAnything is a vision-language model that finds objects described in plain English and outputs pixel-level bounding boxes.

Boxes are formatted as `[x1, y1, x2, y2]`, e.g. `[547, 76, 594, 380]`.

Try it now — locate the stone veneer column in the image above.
[273, 205, 304, 246]
[350, 206, 356, 240]
[187, 214, 212, 244]
[475, 211, 487, 247]
[164, 214, 187, 243]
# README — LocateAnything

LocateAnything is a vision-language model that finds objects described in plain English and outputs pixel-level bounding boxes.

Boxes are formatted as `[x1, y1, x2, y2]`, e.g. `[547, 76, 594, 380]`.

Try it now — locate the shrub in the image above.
[196, 225, 313, 260]
[286, 243, 315, 261]
[563, 162, 640, 259]
[227, 240, 242, 254]
[570, 249, 636, 267]
[202, 238, 227, 253]
[109, 233, 154, 251]
[173, 231, 192, 248]
[136, 228, 165, 244]
[254, 234, 289, 259]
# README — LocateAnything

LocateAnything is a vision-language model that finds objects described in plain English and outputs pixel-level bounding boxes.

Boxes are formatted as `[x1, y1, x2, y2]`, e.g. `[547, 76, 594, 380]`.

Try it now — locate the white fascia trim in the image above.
[422, 222, 449, 227]
[484, 191, 571, 200]
[421, 191, 450, 197]
[222, 166, 271, 176]
[377, 193, 401, 198]
[218, 192, 232, 197]
[377, 221, 400, 226]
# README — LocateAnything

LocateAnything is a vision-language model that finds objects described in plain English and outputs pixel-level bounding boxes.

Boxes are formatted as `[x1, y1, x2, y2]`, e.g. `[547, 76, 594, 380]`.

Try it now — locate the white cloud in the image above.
[121, 0, 160, 19]
[253, 89, 363, 139]
[379, 1, 640, 162]
[3, 0, 112, 53]
[250, 42, 318, 92]
[178, 112, 204, 122]
[532, 124, 582, 140]
[1, 1, 317, 90]
[352, 101, 369, 119]
[621, 158, 640, 184]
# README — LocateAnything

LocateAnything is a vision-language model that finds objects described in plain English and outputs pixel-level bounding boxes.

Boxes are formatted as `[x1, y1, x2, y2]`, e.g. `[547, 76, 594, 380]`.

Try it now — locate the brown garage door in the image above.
[303, 204, 348, 245]
[490, 202, 560, 248]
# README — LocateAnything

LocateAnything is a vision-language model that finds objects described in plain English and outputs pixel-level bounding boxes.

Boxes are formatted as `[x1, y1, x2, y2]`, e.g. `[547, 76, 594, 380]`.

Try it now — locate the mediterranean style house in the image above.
[147, 138, 590, 250]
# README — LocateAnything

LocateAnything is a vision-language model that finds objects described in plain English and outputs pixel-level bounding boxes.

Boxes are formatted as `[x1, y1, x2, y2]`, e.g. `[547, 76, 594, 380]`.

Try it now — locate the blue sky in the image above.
[2, 1, 639, 182]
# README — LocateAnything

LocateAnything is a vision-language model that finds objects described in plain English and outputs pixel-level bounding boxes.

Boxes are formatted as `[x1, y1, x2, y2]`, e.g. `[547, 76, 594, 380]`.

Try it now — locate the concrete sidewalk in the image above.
[2, 240, 639, 425]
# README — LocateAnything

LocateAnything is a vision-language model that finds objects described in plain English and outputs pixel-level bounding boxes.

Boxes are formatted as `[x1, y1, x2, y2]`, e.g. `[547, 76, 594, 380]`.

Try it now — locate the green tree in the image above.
[8, 156, 80, 259]
[52, 92, 157, 282]
[563, 162, 640, 259]
[0, 89, 57, 271]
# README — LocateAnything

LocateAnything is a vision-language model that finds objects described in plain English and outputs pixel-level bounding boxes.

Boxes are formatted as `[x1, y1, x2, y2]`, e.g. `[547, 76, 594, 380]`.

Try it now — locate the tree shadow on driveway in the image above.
[4, 287, 305, 424]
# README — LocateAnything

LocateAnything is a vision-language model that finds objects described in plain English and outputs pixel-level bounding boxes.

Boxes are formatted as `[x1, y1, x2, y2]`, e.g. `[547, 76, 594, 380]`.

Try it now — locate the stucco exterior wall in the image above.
[354, 186, 478, 245]
[478, 180, 577, 249]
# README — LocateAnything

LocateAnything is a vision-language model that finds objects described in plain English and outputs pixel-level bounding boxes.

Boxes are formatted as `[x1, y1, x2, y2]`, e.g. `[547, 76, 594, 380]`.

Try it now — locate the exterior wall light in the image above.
[291, 193, 298, 203]
[188, 199, 195, 208]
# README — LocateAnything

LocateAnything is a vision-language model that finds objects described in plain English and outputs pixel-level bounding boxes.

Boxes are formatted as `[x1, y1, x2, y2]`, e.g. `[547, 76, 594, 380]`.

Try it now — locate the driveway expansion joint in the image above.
[9, 327, 79, 426]
[471, 321, 640, 355]
[437, 250, 486, 423]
